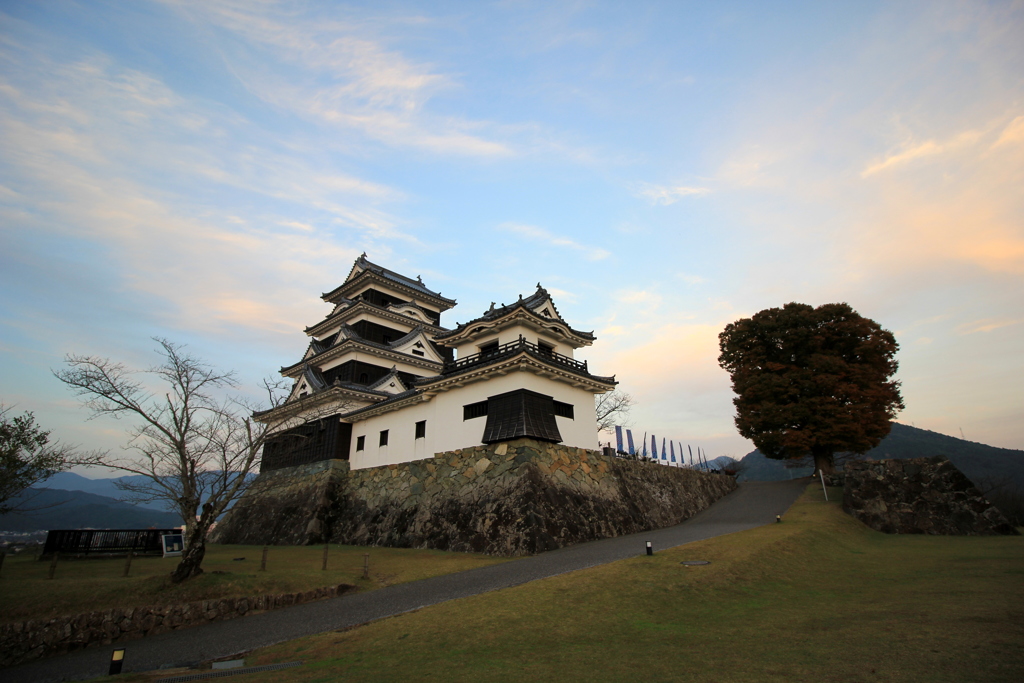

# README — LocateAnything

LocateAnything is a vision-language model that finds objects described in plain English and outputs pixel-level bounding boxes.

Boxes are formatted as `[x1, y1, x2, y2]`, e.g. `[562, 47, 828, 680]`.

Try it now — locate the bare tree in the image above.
[0, 407, 85, 514]
[54, 339, 296, 583]
[595, 390, 635, 433]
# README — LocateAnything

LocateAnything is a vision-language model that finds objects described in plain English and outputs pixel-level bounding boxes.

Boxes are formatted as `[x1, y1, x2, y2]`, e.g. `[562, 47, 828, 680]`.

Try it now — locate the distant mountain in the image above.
[737, 423, 1024, 491]
[41, 472, 255, 511]
[0, 489, 183, 532]
[42, 472, 170, 510]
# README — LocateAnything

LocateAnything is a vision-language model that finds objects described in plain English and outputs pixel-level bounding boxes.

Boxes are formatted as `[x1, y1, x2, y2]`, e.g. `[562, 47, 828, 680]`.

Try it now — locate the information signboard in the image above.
[161, 533, 184, 557]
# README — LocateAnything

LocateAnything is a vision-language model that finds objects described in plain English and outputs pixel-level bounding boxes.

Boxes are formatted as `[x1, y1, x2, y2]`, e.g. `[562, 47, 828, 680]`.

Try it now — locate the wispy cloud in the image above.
[992, 115, 1024, 148]
[861, 140, 944, 176]
[635, 183, 711, 205]
[0, 40, 406, 340]
[956, 318, 1024, 335]
[500, 222, 610, 261]
[166, 0, 516, 157]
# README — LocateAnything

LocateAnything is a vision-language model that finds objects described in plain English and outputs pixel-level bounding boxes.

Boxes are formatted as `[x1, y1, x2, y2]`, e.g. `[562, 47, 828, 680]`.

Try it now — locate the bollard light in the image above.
[776, 515, 781, 523]
[109, 648, 125, 675]
[646, 541, 653, 556]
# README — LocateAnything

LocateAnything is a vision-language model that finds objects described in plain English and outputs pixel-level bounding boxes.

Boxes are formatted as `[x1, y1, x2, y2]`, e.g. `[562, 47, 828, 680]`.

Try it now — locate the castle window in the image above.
[415, 421, 426, 439]
[379, 430, 389, 447]
[412, 349, 425, 356]
[538, 341, 554, 356]
[463, 401, 488, 420]
[356, 435, 365, 451]
[554, 401, 574, 419]
[479, 340, 499, 355]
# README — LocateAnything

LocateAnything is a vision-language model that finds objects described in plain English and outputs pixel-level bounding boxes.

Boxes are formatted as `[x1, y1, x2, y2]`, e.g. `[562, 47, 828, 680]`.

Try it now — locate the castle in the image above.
[257, 254, 618, 472]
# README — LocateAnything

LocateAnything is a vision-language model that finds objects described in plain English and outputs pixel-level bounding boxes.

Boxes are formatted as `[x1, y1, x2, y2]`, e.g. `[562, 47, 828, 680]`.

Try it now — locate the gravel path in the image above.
[4, 479, 808, 683]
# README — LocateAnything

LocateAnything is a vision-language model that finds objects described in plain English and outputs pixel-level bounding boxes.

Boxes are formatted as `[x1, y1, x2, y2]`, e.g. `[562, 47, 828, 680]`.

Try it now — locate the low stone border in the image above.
[0, 583, 355, 668]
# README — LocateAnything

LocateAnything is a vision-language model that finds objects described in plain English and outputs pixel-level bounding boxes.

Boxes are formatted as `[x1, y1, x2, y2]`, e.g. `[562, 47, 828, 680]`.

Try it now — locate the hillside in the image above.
[0, 489, 183, 532]
[737, 422, 1024, 491]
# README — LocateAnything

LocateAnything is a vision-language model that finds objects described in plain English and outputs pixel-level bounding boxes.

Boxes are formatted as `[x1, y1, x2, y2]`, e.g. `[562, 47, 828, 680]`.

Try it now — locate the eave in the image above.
[280, 338, 445, 378]
[253, 386, 386, 425]
[417, 349, 616, 394]
[339, 391, 431, 423]
[304, 300, 448, 338]
[321, 271, 456, 310]
[436, 306, 595, 348]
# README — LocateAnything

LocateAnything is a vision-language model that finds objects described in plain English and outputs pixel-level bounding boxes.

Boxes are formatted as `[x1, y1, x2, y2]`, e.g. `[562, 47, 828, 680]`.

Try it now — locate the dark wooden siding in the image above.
[261, 417, 353, 472]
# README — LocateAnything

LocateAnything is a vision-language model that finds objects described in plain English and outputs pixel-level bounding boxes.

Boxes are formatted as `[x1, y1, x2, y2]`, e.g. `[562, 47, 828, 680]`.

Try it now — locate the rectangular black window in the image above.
[415, 420, 426, 439]
[379, 430, 389, 447]
[538, 341, 554, 356]
[479, 340, 499, 355]
[463, 401, 489, 420]
[554, 401, 574, 419]
[356, 435, 365, 451]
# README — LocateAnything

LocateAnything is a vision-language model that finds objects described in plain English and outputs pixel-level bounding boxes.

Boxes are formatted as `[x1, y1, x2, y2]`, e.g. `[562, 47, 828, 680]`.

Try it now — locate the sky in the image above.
[1, 0, 1023, 475]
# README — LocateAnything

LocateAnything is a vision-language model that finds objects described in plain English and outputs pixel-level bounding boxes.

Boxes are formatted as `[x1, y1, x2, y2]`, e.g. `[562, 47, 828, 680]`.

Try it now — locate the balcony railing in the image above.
[443, 336, 589, 375]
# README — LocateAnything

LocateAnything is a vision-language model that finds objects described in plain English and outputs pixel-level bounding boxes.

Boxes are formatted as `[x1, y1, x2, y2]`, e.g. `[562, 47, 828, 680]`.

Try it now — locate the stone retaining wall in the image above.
[216, 438, 738, 555]
[843, 456, 1019, 535]
[0, 583, 354, 668]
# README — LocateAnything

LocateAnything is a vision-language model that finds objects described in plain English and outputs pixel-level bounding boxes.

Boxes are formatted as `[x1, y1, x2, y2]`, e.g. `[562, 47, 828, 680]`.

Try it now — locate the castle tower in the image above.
[256, 254, 455, 470]
[256, 255, 615, 472]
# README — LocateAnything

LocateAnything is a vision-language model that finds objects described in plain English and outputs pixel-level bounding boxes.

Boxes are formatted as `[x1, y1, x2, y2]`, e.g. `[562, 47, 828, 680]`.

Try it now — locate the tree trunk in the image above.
[170, 526, 207, 584]
[812, 448, 835, 476]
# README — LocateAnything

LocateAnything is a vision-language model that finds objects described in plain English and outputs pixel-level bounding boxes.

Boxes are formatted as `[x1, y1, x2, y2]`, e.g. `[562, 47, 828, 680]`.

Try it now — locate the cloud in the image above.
[165, 0, 516, 158]
[992, 115, 1024, 148]
[956, 318, 1024, 335]
[635, 183, 711, 205]
[0, 41, 408, 343]
[861, 140, 944, 177]
[500, 222, 610, 261]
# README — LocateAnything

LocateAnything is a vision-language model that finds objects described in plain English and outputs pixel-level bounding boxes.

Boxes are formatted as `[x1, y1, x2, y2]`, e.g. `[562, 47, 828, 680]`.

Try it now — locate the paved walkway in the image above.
[6, 479, 808, 683]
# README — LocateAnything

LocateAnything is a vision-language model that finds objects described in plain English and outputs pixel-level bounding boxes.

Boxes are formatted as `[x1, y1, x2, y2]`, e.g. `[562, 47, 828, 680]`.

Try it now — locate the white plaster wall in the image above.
[347, 371, 600, 469]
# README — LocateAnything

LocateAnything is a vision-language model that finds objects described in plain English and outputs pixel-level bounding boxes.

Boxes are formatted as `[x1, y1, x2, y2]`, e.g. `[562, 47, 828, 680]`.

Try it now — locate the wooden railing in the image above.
[443, 336, 588, 374]
[42, 528, 181, 558]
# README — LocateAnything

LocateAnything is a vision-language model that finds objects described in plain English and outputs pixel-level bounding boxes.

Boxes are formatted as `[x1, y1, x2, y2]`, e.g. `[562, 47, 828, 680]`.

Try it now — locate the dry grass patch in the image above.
[0, 544, 513, 624]
[173, 484, 1024, 683]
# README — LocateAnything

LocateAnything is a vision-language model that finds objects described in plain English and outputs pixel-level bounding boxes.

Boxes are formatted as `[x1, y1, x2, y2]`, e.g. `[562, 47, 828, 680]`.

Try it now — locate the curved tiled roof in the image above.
[321, 254, 456, 305]
[435, 284, 594, 341]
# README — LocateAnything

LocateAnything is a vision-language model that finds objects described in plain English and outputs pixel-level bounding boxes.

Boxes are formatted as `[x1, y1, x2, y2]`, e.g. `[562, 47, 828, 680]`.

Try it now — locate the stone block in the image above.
[843, 456, 1019, 535]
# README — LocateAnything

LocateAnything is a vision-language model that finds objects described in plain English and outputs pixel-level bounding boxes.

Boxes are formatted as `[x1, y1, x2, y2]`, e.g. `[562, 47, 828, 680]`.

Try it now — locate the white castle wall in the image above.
[347, 372, 599, 470]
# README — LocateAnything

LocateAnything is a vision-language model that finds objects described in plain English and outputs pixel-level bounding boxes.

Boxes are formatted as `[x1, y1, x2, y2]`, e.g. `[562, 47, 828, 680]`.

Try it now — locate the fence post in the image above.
[321, 544, 329, 571]
[362, 553, 369, 580]
[260, 546, 268, 572]
[123, 550, 134, 577]
[48, 552, 59, 580]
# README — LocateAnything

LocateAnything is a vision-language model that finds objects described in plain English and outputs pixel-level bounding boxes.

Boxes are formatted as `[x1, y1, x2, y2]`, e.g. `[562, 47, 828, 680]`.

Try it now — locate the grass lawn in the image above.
[105, 484, 1023, 683]
[0, 543, 513, 624]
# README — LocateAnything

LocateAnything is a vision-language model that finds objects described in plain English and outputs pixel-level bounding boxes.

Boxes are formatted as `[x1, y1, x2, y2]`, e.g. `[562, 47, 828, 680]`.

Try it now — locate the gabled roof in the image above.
[304, 298, 448, 337]
[281, 322, 444, 377]
[320, 254, 456, 308]
[366, 366, 410, 395]
[434, 284, 595, 344]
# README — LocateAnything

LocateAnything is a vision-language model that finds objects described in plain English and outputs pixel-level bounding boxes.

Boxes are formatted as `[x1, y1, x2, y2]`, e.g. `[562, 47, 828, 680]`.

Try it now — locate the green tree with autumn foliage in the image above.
[718, 302, 905, 475]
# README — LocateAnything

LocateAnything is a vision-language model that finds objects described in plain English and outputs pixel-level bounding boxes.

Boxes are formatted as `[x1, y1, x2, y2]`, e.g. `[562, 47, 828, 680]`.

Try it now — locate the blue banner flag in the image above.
[615, 426, 623, 453]
[626, 429, 635, 455]
[651, 434, 657, 460]
[688, 444, 694, 467]
[661, 437, 667, 460]
[670, 441, 676, 463]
